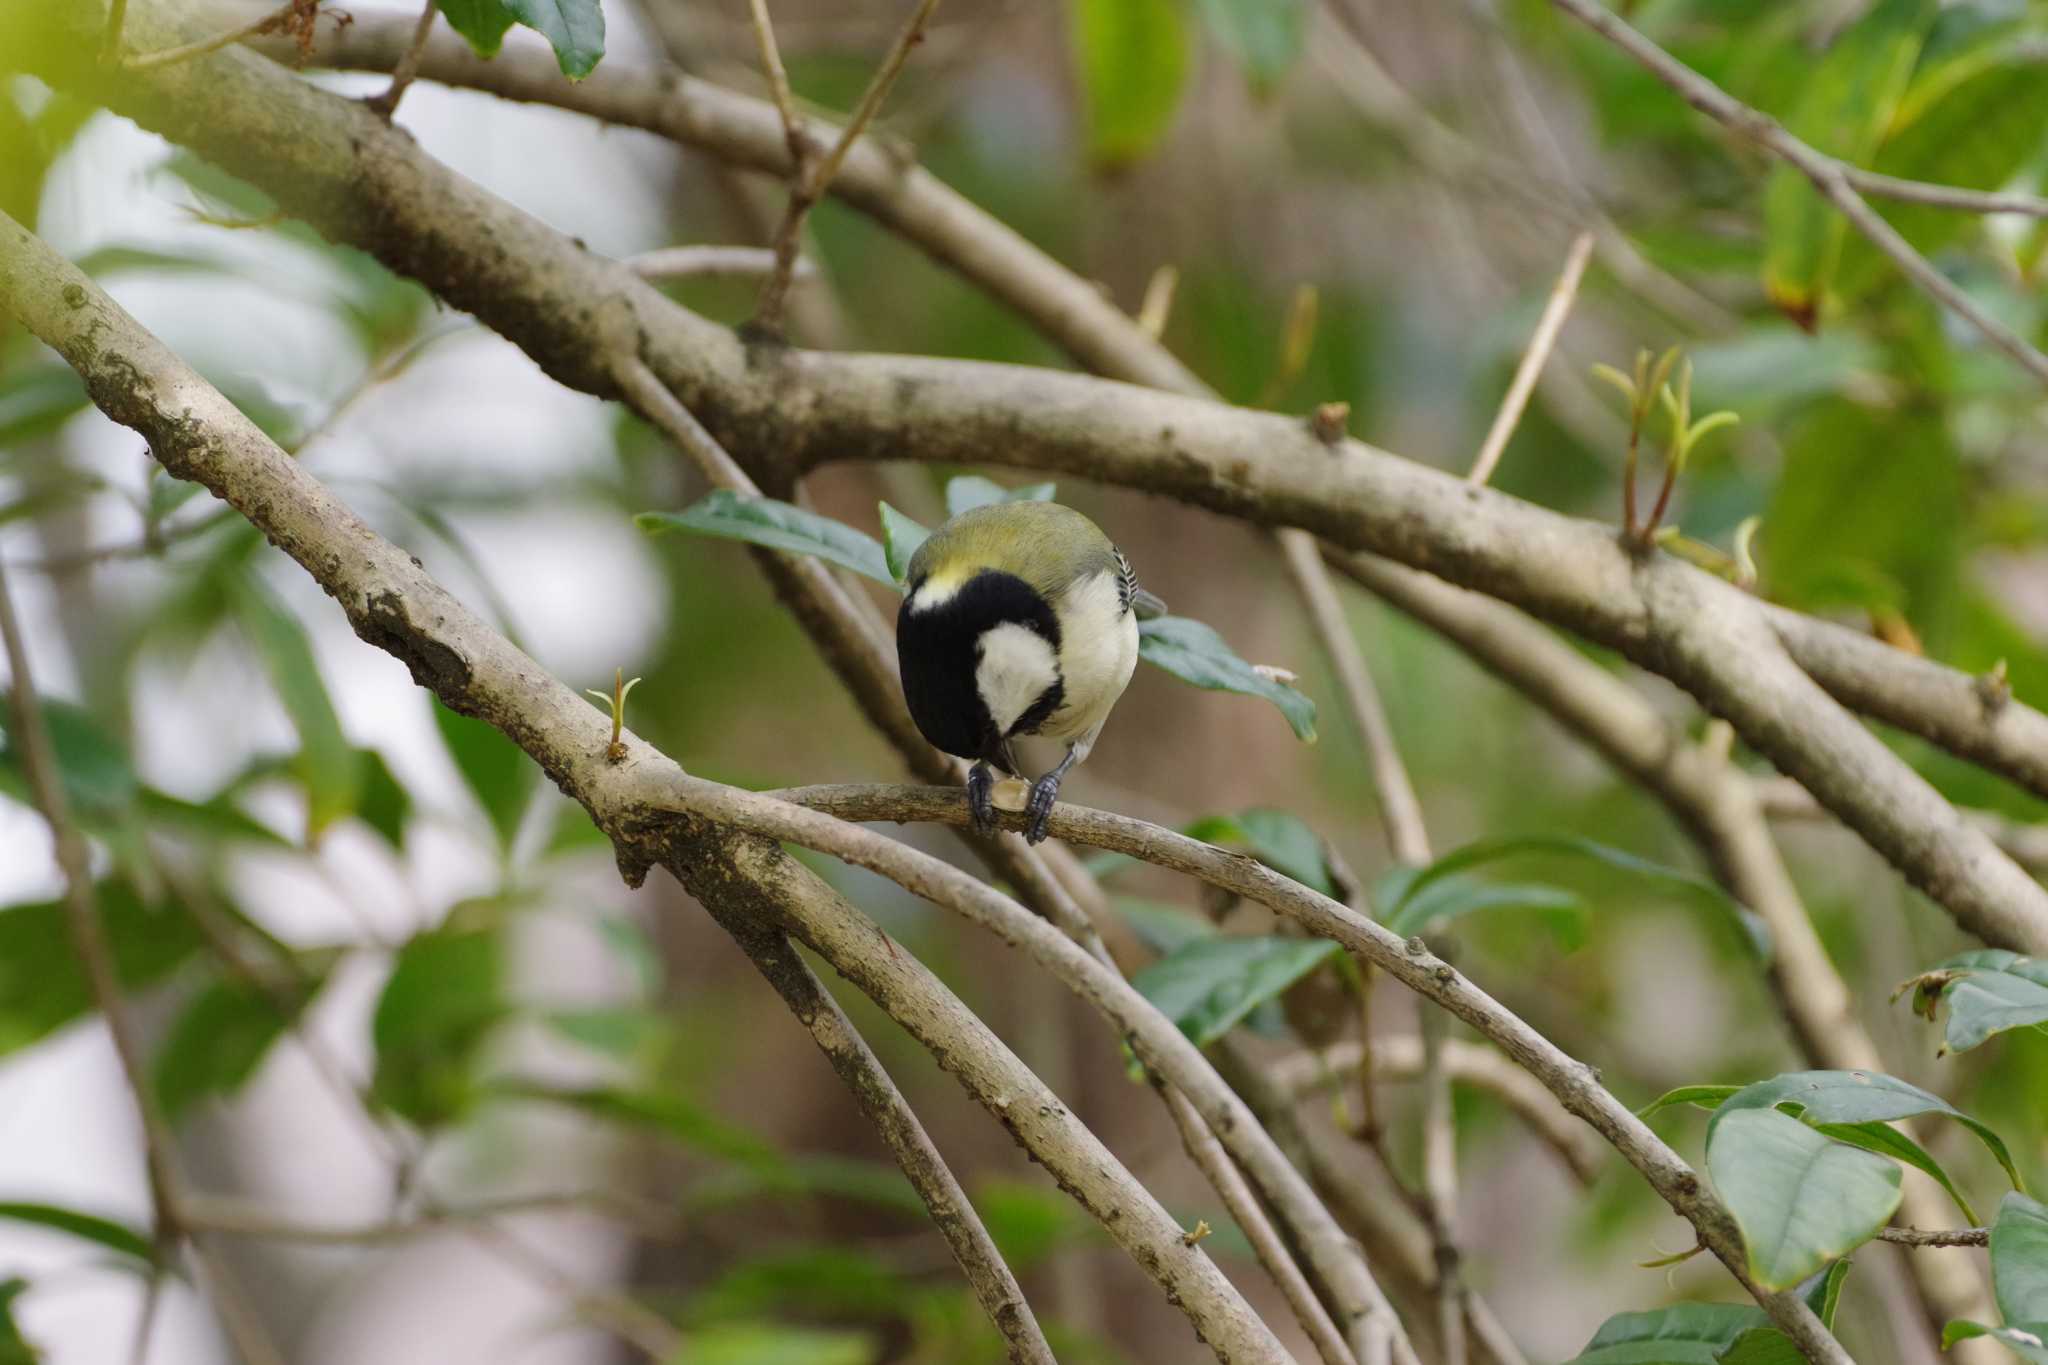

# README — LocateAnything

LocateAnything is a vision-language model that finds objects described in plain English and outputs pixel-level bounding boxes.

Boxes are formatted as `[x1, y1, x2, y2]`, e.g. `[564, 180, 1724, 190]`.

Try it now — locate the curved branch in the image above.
[0, 211, 1277, 1364]
[14, 2, 2043, 956]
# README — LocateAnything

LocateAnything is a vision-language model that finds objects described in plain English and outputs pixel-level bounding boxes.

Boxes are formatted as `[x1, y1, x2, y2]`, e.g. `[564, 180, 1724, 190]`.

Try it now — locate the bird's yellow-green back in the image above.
[906, 502, 1119, 602]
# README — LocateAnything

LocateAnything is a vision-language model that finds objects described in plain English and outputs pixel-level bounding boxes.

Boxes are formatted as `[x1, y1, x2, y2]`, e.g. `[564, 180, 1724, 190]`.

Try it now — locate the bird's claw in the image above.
[966, 762, 998, 837]
[1024, 773, 1062, 845]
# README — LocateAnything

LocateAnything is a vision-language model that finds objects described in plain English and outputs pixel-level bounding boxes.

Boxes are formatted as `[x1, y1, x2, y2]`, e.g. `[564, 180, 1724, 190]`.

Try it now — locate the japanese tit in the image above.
[896, 500, 1162, 844]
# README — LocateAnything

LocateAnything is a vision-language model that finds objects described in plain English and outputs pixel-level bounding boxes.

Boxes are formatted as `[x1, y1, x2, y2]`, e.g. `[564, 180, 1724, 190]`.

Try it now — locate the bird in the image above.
[896, 500, 1161, 845]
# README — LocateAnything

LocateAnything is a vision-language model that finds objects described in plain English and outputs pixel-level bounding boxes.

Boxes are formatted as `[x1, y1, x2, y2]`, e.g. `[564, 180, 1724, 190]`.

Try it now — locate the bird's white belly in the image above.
[1041, 570, 1138, 750]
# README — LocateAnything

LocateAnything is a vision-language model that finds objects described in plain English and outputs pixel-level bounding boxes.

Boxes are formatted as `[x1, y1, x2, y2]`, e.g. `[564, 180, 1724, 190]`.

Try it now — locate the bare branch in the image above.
[1545, 0, 2048, 385]
[124, 0, 309, 71]
[1754, 775, 2048, 876]
[630, 244, 815, 281]
[1466, 231, 1594, 488]
[1163, 1088, 1360, 1365]
[363, 0, 438, 119]
[1881, 1227, 1990, 1249]
[1842, 168, 2048, 220]
[755, 0, 942, 333]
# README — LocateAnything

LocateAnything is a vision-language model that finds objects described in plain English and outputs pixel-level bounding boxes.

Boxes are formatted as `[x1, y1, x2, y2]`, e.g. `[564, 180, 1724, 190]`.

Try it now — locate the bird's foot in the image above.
[966, 762, 998, 837]
[1024, 772, 1063, 845]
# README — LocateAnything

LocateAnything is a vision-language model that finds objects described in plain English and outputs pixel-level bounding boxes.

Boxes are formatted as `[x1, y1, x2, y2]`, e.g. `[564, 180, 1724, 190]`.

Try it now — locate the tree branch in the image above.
[0, 212, 1294, 1362]
[1466, 231, 1594, 488]
[1544, 0, 2048, 385]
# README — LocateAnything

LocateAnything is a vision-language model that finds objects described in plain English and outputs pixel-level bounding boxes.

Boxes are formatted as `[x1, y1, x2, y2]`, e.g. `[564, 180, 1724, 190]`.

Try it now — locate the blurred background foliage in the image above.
[3, 0, 2048, 1361]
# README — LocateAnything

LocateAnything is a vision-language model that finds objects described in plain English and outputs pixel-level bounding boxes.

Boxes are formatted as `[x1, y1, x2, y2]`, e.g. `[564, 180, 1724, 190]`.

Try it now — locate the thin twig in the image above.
[123, 0, 307, 71]
[743, 0, 808, 171]
[630, 244, 815, 282]
[0, 562, 285, 1365]
[754, 0, 942, 333]
[1467, 231, 1594, 487]
[1844, 168, 2048, 220]
[1163, 1088, 1359, 1365]
[1881, 1227, 1990, 1249]
[363, 0, 438, 119]
[1420, 1009, 1467, 1365]
[1547, 0, 2048, 386]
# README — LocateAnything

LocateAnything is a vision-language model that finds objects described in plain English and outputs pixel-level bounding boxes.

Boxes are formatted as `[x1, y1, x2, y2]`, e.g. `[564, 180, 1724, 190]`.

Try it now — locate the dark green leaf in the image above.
[975, 1178, 1092, 1272]
[1562, 1303, 1768, 1365]
[354, 747, 411, 848]
[1943, 1320, 2048, 1365]
[637, 492, 892, 586]
[877, 501, 929, 584]
[1706, 1107, 1901, 1290]
[1067, 0, 1191, 167]
[1637, 1084, 1743, 1119]
[1132, 934, 1341, 1047]
[134, 785, 291, 848]
[1137, 616, 1317, 741]
[1114, 897, 1217, 955]
[232, 577, 362, 839]
[1380, 875, 1589, 944]
[0, 364, 87, 446]
[434, 700, 535, 853]
[371, 926, 507, 1127]
[667, 1320, 877, 1365]
[0, 697, 137, 819]
[502, 0, 605, 77]
[0, 1202, 154, 1266]
[943, 476, 1056, 518]
[1721, 1261, 1855, 1365]
[1918, 951, 2048, 1053]
[0, 883, 203, 1059]
[1713, 1069, 2023, 1195]
[0, 1278, 34, 1364]
[1995, 1193, 2048, 1326]
[1760, 0, 1936, 323]
[1387, 833, 1770, 959]
[1193, 0, 1306, 92]
[495, 1082, 780, 1168]
[1230, 808, 1335, 896]
[154, 968, 327, 1120]
[1814, 1120, 1976, 1225]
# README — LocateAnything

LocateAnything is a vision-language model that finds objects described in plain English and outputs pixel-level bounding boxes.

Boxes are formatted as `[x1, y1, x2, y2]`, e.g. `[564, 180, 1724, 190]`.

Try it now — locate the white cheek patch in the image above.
[975, 623, 1061, 736]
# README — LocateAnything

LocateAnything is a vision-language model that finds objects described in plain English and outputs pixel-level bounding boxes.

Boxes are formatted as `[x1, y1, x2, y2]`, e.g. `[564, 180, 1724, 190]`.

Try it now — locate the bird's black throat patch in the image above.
[898, 570, 1063, 773]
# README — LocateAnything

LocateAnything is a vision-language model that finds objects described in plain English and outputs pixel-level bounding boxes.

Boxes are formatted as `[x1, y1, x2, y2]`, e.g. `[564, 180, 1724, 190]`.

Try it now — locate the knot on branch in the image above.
[356, 589, 473, 700]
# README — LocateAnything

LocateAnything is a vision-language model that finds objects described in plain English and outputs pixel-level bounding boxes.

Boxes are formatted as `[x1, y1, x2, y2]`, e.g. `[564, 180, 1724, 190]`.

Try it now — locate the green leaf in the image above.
[1994, 1193, 2048, 1326]
[0, 697, 137, 819]
[1379, 875, 1589, 944]
[1837, 24, 2048, 297]
[943, 476, 1056, 518]
[637, 492, 892, 587]
[435, 0, 518, 59]
[541, 1007, 667, 1062]
[434, 700, 536, 854]
[371, 926, 507, 1127]
[1721, 1260, 1854, 1365]
[0, 883, 203, 1059]
[877, 501, 930, 584]
[1137, 615, 1317, 741]
[1706, 1107, 1901, 1290]
[1068, 0, 1191, 167]
[1915, 951, 2048, 1053]
[232, 577, 362, 839]
[154, 968, 327, 1121]
[0, 1278, 35, 1364]
[1760, 0, 1937, 325]
[502, 0, 605, 78]
[1943, 1320, 2048, 1365]
[974, 1178, 1092, 1272]
[1814, 1119, 1977, 1226]
[1713, 1069, 2023, 1195]
[1637, 1084, 1743, 1119]
[1385, 833, 1770, 958]
[1131, 934, 1341, 1047]
[1193, 0, 1306, 92]
[1562, 1303, 1768, 1365]
[0, 1202, 155, 1266]
[0, 364, 87, 446]
[495, 1083, 780, 1169]
[354, 746, 411, 848]
[1226, 808, 1334, 895]
[666, 1321, 877, 1365]
[1114, 897, 1217, 955]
